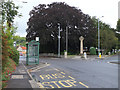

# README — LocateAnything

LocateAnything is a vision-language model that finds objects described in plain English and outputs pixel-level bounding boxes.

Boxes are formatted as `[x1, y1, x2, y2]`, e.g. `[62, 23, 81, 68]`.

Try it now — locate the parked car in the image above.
[19, 52, 23, 56]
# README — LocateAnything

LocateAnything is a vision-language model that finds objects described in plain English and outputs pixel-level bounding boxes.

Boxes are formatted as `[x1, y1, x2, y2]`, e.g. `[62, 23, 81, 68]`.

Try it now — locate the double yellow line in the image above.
[79, 82, 89, 88]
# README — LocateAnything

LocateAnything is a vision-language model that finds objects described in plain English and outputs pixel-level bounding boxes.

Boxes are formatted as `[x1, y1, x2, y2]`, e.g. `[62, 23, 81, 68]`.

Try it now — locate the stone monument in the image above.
[79, 36, 84, 55]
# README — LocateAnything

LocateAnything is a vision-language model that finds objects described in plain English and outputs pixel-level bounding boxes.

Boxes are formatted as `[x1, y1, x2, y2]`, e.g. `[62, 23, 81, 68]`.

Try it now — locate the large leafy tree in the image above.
[1, 0, 20, 46]
[116, 19, 120, 49]
[91, 16, 118, 53]
[117, 19, 120, 32]
[26, 2, 97, 54]
[100, 30, 118, 54]
[2, 0, 20, 27]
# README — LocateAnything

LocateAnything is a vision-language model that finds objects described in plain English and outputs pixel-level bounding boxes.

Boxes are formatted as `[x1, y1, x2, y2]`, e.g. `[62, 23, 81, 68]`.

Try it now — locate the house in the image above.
[17, 46, 26, 56]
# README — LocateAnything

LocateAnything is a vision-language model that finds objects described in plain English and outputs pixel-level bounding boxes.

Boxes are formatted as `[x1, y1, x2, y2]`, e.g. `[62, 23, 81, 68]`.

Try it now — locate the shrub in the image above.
[2, 58, 16, 88]
[2, 30, 10, 71]
[90, 47, 96, 55]
[8, 46, 19, 65]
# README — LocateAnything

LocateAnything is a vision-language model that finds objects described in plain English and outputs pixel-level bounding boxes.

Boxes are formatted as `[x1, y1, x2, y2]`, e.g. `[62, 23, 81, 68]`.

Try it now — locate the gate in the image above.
[26, 40, 40, 65]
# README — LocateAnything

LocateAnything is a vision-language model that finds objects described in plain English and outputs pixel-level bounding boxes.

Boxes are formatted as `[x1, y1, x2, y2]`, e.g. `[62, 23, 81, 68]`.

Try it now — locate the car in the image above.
[19, 52, 23, 56]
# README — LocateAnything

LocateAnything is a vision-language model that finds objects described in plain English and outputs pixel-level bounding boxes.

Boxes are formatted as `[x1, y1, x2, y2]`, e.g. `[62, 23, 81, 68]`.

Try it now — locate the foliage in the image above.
[26, 2, 97, 54]
[2, 58, 16, 88]
[2, 0, 21, 46]
[3, 24, 17, 46]
[13, 35, 26, 46]
[117, 19, 120, 32]
[100, 29, 118, 53]
[2, 30, 9, 69]
[90, 47, 96, 55]
[2, 31, 16, 88]
[91, 16, 118, 54]
[8, 46, 19, 65]
[116, 19, 120, 49]
[1, 0, 21, 27]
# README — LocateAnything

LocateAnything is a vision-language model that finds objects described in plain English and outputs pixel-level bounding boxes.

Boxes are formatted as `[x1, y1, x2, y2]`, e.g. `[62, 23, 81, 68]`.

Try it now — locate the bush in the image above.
[8, 46, 19, 65]
[90, 47, 96, 55]
[2, 58, 16, 88]
[2, 31, 10, 70]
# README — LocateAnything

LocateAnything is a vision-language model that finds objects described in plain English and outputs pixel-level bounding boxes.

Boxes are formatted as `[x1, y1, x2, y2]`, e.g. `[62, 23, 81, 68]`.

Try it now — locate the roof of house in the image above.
[21, 47, 26, 50]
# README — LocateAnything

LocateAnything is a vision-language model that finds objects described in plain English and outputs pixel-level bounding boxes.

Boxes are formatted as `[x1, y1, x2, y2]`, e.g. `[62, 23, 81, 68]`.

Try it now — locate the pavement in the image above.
[6, 57, 46, 89]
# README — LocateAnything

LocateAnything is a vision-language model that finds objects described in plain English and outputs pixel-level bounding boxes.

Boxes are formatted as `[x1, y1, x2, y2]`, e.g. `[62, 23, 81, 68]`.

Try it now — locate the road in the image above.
[22, 55, 119, 88]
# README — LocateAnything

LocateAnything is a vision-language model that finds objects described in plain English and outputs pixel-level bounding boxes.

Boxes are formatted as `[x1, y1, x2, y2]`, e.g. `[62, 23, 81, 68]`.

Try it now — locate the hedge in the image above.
[90, 47, 96, 55]
[8, 46, 19, 65]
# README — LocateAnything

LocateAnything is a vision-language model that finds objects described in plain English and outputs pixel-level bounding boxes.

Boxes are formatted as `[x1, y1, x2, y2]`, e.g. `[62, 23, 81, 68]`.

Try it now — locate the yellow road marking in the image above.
[79, 82, 89, 88]
[59, 80, 72, 88]
[68, 76, 75, 80]
[67, 79, 77, 86]
[40, 75, 45, 80]
[42, 82, 54, 88]
[60, 72, 65, 74]
[51, 81, 61, 88]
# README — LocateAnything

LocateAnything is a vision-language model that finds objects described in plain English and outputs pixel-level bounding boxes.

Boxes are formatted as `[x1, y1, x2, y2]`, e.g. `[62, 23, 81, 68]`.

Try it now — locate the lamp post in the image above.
[98, 16, 104, 57]
[66, 26, 68, 53]
[58, 23, 61, 57]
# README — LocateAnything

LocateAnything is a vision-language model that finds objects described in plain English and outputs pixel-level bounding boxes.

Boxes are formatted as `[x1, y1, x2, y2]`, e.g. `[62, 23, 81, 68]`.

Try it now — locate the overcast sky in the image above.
[13, 0, 119, 37]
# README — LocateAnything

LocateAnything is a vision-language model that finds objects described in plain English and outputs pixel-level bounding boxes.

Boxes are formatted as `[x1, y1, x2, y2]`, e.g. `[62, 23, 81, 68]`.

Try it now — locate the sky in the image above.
[13, 0, 120, 37]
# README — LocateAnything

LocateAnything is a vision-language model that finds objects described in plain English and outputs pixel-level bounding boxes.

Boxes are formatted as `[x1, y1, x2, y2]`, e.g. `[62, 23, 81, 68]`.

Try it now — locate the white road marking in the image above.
[45, 68, 59, 71]
[11, 75, 23, 79]
[30, 64, 50, 72]
[21, 61, 44, 88]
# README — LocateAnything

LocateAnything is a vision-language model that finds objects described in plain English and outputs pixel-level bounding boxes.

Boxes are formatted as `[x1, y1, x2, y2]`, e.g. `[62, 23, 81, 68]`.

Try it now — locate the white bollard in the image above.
[64, 51, 67, 58]
[84, 52, 87, 59]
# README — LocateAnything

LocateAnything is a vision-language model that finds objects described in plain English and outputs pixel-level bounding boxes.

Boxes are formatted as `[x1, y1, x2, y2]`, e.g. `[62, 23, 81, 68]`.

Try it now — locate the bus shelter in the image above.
[26, 40, 40, 65]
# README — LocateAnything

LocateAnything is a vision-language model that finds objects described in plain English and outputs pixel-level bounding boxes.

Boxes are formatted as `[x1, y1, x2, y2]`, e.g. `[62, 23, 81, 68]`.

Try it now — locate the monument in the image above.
[79, 36, 84, 55]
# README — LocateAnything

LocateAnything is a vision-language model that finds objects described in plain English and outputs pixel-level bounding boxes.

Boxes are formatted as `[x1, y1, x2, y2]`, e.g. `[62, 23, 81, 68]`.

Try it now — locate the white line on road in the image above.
[30, 64, 50, 72]
[21, 61, 44, 88]
[45, 68, 59, 71]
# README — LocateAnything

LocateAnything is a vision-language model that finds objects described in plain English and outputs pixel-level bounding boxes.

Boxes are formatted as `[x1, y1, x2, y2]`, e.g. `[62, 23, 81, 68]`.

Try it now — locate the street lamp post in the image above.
[58, 23, 61, 57]
[98, 16, 104, 57]
[98, 18, 100, 57]
[66, 26, 68, 53]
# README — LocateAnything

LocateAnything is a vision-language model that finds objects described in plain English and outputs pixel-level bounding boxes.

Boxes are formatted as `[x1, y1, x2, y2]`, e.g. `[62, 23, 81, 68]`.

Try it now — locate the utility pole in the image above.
[98, 18, 100, 56]
[58, 23, 61, 57]
[98, 16, 104, 58]
[66, 26, 68, 53]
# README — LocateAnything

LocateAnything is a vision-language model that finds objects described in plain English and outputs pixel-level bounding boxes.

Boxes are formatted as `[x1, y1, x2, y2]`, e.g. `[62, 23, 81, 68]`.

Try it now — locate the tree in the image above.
[91, 16, 118, 54]
[2, 30, 9, 69]
[117, 19, 120, 32]
[100, 29, 118, 54]
[1, 0, 21, 46]
[26, 2, 97, 54]
[13, 35, 26, 46]
[2, 0, 20, 27]
[116, 19, 120, 49]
